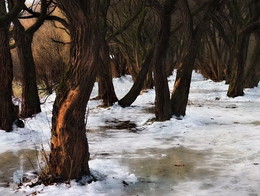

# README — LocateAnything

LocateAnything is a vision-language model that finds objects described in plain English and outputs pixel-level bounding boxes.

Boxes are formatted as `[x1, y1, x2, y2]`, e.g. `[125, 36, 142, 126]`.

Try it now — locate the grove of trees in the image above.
[0, 0, 259, 182]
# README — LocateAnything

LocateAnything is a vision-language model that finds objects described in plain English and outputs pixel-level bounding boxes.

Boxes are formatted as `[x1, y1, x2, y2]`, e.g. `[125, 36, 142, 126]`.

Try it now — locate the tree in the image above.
[48, 0, 101, 181]
[244, 32, 260, 88]
[11, 0, 49, 117]
[226, 0, 260, 97]
[148, 0, 177, 121]
[0, 0, 25, 131]
[97, 0, 118, 107]
[171, 0, 223, 117]
[118, 49, 153, 107]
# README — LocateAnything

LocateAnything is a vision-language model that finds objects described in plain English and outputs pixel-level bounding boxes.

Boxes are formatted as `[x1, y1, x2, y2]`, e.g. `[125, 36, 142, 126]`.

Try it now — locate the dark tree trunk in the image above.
[0, 0, 24, 131]
[152, 0, 176, 121]
[13, 22, 41, 117]
[143, 70, 154, 89]
[48, 0, 100, 181]
[227, 38, 246, 97]
[10, 0, 47, 118]
[244, 33, 260, 88]
[0, 26, 16, 131]
[118, 50, 153, 107]
[98, 40, 118, 106]
[97, 0, 118, 106]
[170, 0, 195, 117]
[171, 0, 223, 116]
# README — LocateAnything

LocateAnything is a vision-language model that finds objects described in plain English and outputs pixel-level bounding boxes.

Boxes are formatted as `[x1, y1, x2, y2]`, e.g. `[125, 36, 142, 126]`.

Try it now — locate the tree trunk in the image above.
[170, 0, 195, 117]
[244, 33, 260, 88]
[14, 22, 41, 117]
[48, 0, 100, 181]
[118, 50, 153, 107]
[152, 0, 176, 121]
[171, 0, 223, 116]
[0, 26, 16, 131]
[0, 0, 19, 131]
[227, 38, 246, 97]
[98, 39, 118, 106]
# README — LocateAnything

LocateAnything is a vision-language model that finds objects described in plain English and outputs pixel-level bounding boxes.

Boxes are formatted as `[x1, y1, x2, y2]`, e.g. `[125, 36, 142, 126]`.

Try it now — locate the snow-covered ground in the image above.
[0, 71, 259, 196]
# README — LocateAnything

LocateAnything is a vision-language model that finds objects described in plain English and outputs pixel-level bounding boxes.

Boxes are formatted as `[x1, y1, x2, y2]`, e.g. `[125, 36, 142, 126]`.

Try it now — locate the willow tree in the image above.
[0, 0, 25, 131]
[48, 0, 101, 181]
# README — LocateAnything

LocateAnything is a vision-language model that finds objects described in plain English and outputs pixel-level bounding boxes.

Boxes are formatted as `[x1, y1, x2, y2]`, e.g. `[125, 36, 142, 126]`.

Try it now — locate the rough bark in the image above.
[48, 0, 100, 181]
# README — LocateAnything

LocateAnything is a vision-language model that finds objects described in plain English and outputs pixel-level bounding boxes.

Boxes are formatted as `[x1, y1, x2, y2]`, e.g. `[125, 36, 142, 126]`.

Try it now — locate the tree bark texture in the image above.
[48, 0, 101, 181]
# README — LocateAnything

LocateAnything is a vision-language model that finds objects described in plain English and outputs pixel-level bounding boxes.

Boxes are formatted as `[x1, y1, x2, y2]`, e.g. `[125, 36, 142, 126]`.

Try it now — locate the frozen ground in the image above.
[0, 71, 259, 196]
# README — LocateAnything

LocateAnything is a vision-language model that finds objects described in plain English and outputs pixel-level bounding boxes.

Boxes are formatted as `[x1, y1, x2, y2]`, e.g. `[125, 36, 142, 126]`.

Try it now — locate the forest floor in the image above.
[0, 71, 259, 196]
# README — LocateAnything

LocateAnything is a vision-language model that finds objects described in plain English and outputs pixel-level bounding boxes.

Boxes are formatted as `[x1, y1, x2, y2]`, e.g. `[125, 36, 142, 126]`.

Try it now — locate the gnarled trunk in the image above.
[48, 0, 100, 181]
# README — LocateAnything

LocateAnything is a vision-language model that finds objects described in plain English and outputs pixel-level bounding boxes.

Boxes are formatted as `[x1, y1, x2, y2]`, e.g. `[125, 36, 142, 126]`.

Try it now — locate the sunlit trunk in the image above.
[48, 0, 100, 181]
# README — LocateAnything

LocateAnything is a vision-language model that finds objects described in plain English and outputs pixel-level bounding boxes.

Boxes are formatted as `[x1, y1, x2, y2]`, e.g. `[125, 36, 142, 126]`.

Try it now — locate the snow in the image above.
[0, 71, 259, 195]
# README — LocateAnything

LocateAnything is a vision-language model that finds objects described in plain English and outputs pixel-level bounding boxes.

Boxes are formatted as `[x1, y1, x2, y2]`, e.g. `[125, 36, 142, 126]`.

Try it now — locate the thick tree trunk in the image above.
[0, 0, 20, 131]
[48, 0, 100, 181]
[227, 37, 247, 97]
[244, 33, 260, 88]
[14, 23, 41, 117]
[0, 26, 16, 131]
[152, 1, 176, 121]
[118, 50, 153, 107]
[98, 40, 118, 106]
